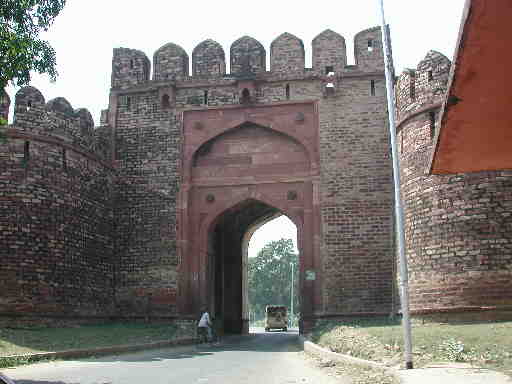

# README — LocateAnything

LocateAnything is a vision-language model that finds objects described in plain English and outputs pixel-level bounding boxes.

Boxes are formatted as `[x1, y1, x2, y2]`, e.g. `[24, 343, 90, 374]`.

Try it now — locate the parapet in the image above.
[192, 39, 226, 78]
[354, 26, 384, 72]
[14, 86, 46, 111]
[230, 36, 266, 76]
[12, 86, 111, 160]
[312, 29, 347, 76]
[1, 89, 11, 121]
[270, 32, 305, 74]
[111, 48, 151, 90]
[111, 27, 386, 87]
[395, 50, 451, 119]
[153, 42, 189, 81]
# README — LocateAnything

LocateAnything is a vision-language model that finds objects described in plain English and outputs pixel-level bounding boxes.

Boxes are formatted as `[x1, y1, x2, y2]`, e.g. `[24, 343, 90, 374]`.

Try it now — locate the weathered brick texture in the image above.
[230, 36, 266, 76]
[396, 51, 512, 319]
[11, 28, 507, 326]
[192, 40, 226, 78]
[153, 43, 189, 81]
[0, 87, 115, 319]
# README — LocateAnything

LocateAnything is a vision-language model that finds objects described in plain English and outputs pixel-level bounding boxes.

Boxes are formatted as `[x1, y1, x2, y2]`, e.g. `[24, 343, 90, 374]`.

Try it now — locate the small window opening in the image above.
[23, 141, 30, 163]
[241, 88, 251, 104]
[428, 70, 433, 82]
[325, 66, 334, 75]
[285, 84, 290, 100]
[410, 84, 415, 100]
[27, 100, 32, 111]
[126, 97, 131, 110]
[130, 59, 134, 69]
[162, 94, 170, 109]
[429, 111, 436, 140]
[368, 39, 374, 52]
[203, 90, 208, 105]
[370, 80, 376, 96]
[62, 148, 67, 170]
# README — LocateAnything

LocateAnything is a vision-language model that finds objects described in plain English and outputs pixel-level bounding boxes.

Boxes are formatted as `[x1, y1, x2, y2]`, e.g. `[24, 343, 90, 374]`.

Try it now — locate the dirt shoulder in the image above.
[311, 318, 512, 377]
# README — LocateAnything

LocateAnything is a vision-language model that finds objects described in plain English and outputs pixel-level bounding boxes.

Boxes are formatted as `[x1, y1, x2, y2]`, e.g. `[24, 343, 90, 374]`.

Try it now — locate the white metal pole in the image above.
[290, 261, 294, 328]
[378, 0, 414, 369]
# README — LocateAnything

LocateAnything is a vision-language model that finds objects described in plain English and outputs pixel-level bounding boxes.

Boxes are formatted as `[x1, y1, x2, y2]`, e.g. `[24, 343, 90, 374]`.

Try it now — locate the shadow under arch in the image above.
[196, 197, 302, 335]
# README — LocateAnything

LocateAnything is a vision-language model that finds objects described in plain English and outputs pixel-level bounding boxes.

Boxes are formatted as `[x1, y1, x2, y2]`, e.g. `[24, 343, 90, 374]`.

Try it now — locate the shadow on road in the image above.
[69, 330, 301, 365]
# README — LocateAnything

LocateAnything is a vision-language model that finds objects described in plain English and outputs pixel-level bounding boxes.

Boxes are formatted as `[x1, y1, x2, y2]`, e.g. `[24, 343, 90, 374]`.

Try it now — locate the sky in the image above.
[4, 0, 466, 256]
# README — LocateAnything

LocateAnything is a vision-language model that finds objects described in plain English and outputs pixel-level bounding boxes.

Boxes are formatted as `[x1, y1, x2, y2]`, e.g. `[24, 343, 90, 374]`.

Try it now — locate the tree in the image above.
[0, 0, 66, 89]
[0, 0, 65, 140]
[248, 238, 299, 322]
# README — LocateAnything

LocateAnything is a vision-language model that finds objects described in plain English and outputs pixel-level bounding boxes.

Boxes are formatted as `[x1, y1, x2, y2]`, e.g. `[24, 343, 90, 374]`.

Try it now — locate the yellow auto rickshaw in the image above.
[264, 305, 288, 332]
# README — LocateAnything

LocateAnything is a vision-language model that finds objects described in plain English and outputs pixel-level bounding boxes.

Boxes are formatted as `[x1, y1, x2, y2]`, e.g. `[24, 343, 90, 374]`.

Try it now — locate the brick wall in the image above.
[1, 27, 396, 323]
[113, 89, 181, 317]
[396, 52, 512, 318]
[108, 27, 394, 318]
[0, 86, 115, 319]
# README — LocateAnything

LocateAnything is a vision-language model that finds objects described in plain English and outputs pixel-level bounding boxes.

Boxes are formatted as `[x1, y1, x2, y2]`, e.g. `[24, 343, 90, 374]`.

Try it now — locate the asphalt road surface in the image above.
[3, 329, 343, 384]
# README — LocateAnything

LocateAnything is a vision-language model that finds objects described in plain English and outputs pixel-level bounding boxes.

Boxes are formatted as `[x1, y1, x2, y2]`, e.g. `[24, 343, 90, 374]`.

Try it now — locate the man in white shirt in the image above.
[197, 308, 212, 344]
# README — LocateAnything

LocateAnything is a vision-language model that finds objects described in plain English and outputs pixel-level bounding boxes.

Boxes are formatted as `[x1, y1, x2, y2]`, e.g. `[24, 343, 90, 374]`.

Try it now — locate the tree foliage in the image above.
[248, 238, 299, 321]
[0, 0, 66, 89]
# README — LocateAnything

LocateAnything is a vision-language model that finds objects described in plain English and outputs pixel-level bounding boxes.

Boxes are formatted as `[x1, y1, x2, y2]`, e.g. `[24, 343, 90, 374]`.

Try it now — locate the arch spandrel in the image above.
[190, 123, 310, 181]
[184, 117, 314, 172]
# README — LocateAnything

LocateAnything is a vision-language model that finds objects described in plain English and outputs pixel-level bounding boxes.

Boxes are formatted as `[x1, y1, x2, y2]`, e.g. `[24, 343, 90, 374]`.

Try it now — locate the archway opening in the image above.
[247, 215, 298, 332]
[206, 199, 299, 335]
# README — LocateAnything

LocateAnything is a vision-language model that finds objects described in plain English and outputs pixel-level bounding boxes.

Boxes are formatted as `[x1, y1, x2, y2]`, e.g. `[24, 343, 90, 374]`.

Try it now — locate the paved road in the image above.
[3, 330, 342, 384]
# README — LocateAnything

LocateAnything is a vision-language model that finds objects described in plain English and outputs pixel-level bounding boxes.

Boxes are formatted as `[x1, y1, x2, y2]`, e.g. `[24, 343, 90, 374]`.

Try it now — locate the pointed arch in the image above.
[190, 122, 311, 181]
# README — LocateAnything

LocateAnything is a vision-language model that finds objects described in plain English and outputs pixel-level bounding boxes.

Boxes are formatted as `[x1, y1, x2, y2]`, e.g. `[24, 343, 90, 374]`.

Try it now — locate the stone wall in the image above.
[112, 89, 181, 317]
[0, 86, 115, 320]
[108, 27, 395, 318]
[396, 51, 512, 319]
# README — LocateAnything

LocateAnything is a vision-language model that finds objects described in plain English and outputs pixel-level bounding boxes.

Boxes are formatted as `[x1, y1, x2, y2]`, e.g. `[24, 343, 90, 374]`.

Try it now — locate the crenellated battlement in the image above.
[395, 50, 451, 121]
[8, 86, 112, 162]
[110, 27, 386, 90]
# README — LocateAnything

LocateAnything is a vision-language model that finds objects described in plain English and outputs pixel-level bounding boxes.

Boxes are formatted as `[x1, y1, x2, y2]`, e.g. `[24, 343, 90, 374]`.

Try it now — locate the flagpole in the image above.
[378, 0, 414, 369]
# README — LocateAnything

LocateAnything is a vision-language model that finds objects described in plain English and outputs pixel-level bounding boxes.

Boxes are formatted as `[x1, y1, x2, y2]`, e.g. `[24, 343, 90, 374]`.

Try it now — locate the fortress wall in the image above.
[113, 89, 181, 317]
[108, 27, 395, 318]
[396, 52, 512, 319]
[316, 74, 394, 314]
[0, 87, 115, 321]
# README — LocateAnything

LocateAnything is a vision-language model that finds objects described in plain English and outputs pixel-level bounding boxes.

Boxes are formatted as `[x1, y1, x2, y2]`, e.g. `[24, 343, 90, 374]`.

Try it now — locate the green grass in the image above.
[312, 318, 512, 376]
[0, 322, 192, 358]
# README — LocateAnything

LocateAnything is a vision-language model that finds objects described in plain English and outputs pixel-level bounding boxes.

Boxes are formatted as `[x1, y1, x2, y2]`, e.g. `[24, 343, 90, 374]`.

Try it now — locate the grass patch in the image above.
[312, 318, 512, 376]
[0, 322, 192, 358]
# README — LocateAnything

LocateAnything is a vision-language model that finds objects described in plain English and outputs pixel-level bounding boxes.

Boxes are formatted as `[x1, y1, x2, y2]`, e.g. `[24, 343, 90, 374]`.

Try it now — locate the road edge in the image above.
[298, 335, 403, 382]
[0, 337, 196, 368]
